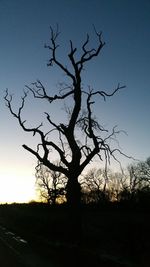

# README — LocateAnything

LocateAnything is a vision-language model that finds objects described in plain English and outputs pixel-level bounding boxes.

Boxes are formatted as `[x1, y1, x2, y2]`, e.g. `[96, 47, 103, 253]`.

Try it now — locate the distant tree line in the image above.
[35, 157, 150, 207]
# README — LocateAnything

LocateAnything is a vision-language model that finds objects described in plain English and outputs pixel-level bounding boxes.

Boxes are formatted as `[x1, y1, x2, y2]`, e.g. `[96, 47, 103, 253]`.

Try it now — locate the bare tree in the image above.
[127, 162, 150, 192]
[80, 168, 109, 203]
[4, 26, 128, 214]
[106, 171, 125, 201]
[35, 162, 67, 205]
[146, 157, 150, 167]
[118, 160, 150, 202]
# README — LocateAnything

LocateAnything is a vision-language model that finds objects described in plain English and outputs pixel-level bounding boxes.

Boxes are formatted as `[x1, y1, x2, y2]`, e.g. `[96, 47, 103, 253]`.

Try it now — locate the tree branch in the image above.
[26, 80, 74, 103]
[77, 28, 105, 72]
[45, 26, 75, 82]
[89, 83, 126, 101]
[23, 144, 68, 175]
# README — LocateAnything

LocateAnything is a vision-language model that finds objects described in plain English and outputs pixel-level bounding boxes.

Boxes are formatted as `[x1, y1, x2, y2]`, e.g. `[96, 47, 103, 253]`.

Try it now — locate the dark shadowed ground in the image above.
[0, 203, 149, 267]
[0, 238, 24, 267]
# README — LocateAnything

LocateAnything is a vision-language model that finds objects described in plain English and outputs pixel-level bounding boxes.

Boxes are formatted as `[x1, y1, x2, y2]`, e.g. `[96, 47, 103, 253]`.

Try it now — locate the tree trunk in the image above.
[66, 175, 81, 208]
[66, 176, 82, 245]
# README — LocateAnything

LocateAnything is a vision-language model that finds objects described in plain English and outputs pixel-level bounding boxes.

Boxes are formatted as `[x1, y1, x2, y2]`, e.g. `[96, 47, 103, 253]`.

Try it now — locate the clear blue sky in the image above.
[0, 0, 150, 202]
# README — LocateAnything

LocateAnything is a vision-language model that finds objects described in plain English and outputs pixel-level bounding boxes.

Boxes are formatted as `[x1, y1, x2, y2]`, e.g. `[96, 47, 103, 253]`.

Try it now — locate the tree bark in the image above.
[66, 175, 81, 208]
[66, 176, 82, 245]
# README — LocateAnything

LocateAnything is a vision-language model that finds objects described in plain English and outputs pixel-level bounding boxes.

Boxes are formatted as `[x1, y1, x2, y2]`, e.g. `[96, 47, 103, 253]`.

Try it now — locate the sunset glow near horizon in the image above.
[0, 169, 36, 203]
[0, 0, 150, 203]
[0, 177, 35, 204]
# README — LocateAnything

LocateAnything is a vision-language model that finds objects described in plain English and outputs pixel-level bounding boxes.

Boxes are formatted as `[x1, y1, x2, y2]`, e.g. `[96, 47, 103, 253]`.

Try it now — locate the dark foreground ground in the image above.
[0, 237, 24, 267]
[0, 202, 149, 267]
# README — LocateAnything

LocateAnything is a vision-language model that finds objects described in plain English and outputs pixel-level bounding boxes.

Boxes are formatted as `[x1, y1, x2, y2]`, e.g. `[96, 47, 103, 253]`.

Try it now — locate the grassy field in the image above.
[0, 202, 149, 267]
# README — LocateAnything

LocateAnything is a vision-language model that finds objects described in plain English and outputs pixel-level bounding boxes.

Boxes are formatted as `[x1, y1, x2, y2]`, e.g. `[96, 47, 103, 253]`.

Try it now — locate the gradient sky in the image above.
[0, 0, 150, 203]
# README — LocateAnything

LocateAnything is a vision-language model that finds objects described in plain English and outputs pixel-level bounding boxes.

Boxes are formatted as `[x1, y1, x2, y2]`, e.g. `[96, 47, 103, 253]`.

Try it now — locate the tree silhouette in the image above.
[35, 162, 67, 205]
[117, 159, 150, 203]
[5, 26, 127, 240]
[80, 168, 109, 204]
